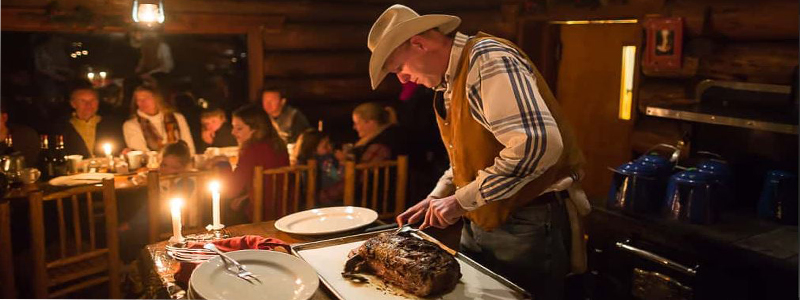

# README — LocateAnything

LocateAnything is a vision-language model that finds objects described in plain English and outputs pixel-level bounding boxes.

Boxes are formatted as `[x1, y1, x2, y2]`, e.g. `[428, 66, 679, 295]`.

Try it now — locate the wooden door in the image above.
[555, 23, 641, 201]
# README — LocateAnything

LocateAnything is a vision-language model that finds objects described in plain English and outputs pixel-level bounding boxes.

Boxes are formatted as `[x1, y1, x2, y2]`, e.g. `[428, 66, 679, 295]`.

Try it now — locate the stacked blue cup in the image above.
[663, 169, 717, 224]
[757, 170, 798, 225]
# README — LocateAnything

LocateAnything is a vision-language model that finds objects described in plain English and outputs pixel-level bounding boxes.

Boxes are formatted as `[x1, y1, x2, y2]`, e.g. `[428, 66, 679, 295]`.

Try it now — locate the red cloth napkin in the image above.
[173, 235, 290, 284]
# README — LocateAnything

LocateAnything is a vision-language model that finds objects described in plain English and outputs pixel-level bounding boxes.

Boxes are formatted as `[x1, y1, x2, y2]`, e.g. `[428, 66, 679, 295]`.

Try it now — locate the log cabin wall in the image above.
[254, 0, 521, 138]
[519, 0, 799, 205]
[1, 0, 521, 140]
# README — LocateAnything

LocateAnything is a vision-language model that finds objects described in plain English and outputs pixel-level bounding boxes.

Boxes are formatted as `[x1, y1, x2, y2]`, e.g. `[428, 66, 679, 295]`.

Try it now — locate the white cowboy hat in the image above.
[367, 4, 460, 90]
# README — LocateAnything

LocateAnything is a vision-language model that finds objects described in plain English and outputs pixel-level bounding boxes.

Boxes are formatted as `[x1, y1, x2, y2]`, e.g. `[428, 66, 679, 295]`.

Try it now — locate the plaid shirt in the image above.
[429, 32, 565, 211]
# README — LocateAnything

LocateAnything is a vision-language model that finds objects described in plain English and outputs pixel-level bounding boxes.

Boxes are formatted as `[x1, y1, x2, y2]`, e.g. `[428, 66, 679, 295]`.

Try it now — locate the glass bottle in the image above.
[37, 135, 54, 180]
[52, 135, 68, 176]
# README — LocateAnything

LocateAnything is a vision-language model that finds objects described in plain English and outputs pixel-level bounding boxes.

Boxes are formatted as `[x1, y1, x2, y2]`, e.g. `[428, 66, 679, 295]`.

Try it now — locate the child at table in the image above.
[119, 141, 195, 257]
[293, 129, 343, 207]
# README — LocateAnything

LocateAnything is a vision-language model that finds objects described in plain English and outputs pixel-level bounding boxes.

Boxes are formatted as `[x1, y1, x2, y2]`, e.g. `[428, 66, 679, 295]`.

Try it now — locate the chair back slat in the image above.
[1, 201, 16, 298]
[283, 172, 291, 216]
[71, 195, 82, 254]
[271, 173, 278, 216]
[252, 166, 264, 223]
[292, 170, 301, 213]
[252, 161, 318, 221]
[56, 198, 67, 259]
[343, 155, 409, 221]
[28, 179, 120, 298]
[360, 169, 369, 207]
[86, 190, 95, 250]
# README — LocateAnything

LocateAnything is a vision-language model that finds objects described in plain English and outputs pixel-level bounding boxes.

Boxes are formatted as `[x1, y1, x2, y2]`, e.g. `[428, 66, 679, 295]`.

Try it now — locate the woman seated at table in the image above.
[317, 102, 408, 204]
[350, 102, 407, 162]
[211, 104, 289, 224]
[123, 85, 196, 155]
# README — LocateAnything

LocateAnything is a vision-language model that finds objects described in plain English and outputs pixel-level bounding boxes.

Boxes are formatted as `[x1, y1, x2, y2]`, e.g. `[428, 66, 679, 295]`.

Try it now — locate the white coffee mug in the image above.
[19, 168, 41, 184]
[65, 155, 83, 174]
[126, 151, 144, 170]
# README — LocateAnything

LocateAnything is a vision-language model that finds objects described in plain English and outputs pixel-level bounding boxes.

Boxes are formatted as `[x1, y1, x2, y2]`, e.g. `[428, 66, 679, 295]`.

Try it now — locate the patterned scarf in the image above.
[137, 112, 180, 151]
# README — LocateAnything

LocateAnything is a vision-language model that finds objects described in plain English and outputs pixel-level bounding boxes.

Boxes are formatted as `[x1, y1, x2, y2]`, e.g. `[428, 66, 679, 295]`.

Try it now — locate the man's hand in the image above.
[396, 197, 433, 227]
[420, 195, 467, 230]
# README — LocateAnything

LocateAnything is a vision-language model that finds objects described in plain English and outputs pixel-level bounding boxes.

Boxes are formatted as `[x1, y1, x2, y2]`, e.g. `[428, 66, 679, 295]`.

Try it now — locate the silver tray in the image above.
[291, 229, 532, 300]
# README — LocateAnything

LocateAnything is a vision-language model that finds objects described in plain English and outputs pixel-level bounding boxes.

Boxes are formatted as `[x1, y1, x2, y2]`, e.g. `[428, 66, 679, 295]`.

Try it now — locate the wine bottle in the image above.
[53, 135, 68, 176]
[38, 135, 55, 180]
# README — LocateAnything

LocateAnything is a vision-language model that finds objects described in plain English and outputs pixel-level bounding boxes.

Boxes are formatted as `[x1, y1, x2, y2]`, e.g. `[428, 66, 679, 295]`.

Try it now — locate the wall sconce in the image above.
[132, 0, 165, 27]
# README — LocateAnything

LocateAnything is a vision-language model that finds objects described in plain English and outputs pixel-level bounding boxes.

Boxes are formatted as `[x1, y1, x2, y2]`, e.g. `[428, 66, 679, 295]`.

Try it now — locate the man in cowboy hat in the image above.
[370, 5, 591, 300]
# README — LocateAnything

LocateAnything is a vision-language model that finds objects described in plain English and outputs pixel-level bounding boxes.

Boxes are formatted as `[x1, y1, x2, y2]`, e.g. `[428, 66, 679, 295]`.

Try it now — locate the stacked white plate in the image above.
[188, 250, 319, 300]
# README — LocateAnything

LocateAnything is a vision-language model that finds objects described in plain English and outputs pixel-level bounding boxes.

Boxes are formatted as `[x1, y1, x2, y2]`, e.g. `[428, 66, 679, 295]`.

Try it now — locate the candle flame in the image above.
[103, 143, 112, 156]
[170, 198, 184, 210]
[209, 180, 221, 192]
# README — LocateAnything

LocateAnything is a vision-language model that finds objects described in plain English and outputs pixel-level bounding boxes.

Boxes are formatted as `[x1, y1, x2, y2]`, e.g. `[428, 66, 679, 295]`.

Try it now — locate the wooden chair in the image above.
[0, 199, 15, 298]
[252, 160, 316, 222]
[28, 179, 120, 299]
[343, 155, 408, 221]
[146, 170, 215, 243]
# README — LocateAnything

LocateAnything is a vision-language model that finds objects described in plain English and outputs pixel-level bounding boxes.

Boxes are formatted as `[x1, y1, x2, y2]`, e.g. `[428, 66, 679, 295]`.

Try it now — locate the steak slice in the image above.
[343, 232, 461, 297]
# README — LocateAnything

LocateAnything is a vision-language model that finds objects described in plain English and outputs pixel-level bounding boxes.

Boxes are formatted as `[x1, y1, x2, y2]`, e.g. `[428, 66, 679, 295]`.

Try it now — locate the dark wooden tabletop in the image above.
[138, 219, 462, 299]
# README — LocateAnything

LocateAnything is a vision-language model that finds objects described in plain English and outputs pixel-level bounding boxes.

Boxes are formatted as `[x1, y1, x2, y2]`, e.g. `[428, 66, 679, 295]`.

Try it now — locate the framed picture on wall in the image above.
[643, 16, 683, 71]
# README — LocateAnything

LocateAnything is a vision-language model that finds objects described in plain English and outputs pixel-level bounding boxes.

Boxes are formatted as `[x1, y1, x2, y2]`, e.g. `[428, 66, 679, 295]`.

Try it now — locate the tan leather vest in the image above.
[435, 32, 585, 231]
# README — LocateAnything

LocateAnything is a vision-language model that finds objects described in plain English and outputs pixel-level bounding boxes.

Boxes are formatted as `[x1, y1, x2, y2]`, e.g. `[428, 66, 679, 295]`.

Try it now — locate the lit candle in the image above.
[87, 72, 95, 81]
[209, 181, 221, 228]
[170, 198, 184, 242]
[103, 143, 112, 157]
[99, 71, 107, 80]
[103, 143, 114, 172]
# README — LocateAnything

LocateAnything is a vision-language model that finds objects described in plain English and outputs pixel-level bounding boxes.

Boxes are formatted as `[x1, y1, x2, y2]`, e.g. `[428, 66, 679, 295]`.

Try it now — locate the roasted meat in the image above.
[342, 232, 461, 297]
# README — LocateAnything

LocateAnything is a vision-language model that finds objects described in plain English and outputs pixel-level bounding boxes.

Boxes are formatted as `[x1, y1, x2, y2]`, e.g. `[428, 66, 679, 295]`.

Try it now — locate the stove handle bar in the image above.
[615, 240, 698, 276]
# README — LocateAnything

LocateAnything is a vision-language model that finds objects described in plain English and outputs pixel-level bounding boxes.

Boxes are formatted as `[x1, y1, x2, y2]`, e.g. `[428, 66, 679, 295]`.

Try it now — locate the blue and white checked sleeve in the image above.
[453, 39, 564, 211]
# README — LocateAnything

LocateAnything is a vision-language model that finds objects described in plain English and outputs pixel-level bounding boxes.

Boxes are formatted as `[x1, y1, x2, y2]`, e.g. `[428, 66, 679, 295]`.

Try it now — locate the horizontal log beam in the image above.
[706, 0, 798, 40]
[697, 42, 798, 85]
[263, 52, 370, 77]
[263, 77, 401, 103]
[0, 8, 283, 34]
[262, 24, 369, 50]
[637, 79, 694, 111]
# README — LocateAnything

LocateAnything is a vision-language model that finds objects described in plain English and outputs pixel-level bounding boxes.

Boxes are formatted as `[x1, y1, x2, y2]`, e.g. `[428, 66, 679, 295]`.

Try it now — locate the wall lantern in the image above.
[132, 0, 165, 27]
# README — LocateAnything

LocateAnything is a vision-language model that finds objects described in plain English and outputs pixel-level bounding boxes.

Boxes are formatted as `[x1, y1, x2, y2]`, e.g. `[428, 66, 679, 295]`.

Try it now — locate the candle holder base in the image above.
[168, 236, 185, 245]
[205, 224, 230, 240]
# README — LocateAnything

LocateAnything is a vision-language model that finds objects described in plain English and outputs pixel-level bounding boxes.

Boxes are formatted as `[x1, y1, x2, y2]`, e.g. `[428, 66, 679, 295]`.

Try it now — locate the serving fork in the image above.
[203, 243, 261, 284]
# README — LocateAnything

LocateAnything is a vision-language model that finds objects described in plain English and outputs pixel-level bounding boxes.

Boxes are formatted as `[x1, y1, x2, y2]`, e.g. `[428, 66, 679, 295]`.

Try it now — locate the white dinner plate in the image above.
[275, 206, 378, 236]
[48, 173, 115, 186]
[189, 250, 318, 300]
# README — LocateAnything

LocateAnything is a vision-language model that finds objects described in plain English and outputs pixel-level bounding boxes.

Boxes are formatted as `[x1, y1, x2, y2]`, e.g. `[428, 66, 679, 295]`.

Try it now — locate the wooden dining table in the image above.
[137, 219, 462, 300]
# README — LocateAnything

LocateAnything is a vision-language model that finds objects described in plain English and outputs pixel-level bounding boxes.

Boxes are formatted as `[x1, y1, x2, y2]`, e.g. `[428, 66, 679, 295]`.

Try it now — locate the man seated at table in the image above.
[52, 85, 124, 157]
[198, 107, 237, 153]
[0, 101, 40, 164]
[260, 87, 311, 144]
